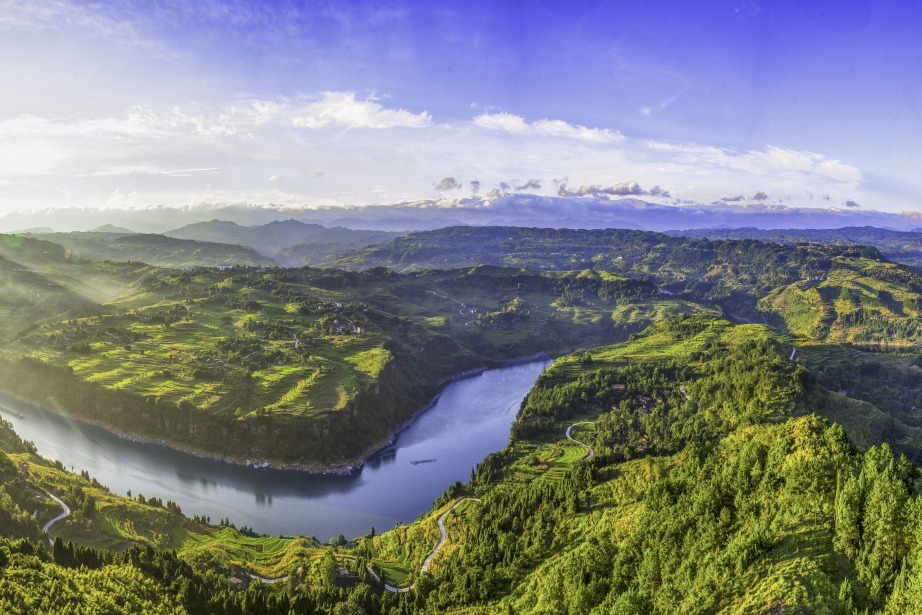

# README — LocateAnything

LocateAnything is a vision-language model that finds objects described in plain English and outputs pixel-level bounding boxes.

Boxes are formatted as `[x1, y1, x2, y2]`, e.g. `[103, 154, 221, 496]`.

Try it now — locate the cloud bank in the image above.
[0, 91, 886, 216]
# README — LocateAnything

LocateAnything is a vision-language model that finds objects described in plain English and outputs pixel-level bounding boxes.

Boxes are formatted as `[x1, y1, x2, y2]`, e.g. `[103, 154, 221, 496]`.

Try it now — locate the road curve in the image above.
[380, 497, 482, 593]
[247, 572, 288, 584]
[566, 422, 595, 461]
[245, 498, 485, 591]
[43, 492, 70, 548]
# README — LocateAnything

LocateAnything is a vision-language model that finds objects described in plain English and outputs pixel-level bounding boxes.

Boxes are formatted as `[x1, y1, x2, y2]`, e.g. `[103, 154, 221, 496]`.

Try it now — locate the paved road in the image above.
[43, 492, 70, 548]
[380, 497, 482, 593]
[566, 422, 595, 461]
[246, 497, 485, 591]
[247, 572, 288, 584]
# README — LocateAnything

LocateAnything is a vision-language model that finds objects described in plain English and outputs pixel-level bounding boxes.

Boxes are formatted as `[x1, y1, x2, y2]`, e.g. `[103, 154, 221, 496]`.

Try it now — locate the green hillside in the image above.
[24, 230, 275, 267]
[164, 219, 398, 265]
[0, 234, 163, 339]
[352, 316, 922, 613]
[4, 316, 922, 612]
[325, 226, 922, 343]
[670, 226, 922, 269]
[0, 263, 683, 469]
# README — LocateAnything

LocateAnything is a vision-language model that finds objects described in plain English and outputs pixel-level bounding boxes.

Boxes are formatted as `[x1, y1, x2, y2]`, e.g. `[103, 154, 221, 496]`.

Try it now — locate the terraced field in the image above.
[0, 264, 675, 467]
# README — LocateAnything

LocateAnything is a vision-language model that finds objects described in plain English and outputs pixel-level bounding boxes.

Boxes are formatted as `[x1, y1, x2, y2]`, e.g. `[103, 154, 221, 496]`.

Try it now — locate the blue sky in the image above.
[2, 0, 921, 215]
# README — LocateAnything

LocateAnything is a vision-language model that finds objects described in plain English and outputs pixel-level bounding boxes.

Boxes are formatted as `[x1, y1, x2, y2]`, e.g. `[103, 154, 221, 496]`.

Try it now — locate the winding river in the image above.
[0, 358, 550, 540]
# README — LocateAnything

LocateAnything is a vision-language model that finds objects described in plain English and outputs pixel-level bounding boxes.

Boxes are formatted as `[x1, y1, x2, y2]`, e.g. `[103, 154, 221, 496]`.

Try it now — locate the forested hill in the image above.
[668, 226, 922, 269]
[379, 316, 922, 613]
[23, 230, 275, 268]
[0, 264, 676, 469]
[4, 316, 922, 612]
[323, 226, 922, 343]
[319, 226, 883, 274]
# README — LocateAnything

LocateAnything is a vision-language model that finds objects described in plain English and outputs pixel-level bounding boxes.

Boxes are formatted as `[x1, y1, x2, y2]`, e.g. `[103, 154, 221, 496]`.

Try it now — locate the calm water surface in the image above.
[0, 358, 549, 540]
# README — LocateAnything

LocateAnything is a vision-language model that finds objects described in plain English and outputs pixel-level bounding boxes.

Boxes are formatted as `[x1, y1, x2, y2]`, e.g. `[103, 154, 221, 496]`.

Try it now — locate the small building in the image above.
[228, 573, 250, 590]
[334, 567, 360, 589]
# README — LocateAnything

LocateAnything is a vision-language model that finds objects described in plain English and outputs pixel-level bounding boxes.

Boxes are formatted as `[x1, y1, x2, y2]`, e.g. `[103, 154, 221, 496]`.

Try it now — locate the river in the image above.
[0, 358, 550, 540]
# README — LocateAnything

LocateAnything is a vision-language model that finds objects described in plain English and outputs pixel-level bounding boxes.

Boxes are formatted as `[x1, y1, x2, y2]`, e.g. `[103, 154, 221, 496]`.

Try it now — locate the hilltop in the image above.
[164, 219, 398, 265]
[3, 316, 922, 612]
[23, 230, 274, 268]
[0, 262, 682, 469]
[669, 226, 922, 269]
[3, 226, 922, 470]
[323, 226, 922, 344]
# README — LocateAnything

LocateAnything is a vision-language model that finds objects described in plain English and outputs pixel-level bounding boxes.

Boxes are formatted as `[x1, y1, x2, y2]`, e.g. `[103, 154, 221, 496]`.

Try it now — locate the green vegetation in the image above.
[4, 225, 922, 611]
[0, 262, 672, 468]
[671, 225, 922, 269]
[3, 315, 922, 612]
[323, 226, 922, 343]
[24, 230, 275, 267]
[346, 316, 922, 613]
[164, 218, 399, 265]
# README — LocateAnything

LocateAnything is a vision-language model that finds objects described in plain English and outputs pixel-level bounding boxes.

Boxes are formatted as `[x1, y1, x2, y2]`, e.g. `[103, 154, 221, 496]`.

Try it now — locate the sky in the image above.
[2, 0, 922, 217]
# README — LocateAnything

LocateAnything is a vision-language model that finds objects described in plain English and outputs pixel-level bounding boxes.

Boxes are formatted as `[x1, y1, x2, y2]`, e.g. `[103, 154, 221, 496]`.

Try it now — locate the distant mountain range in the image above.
[3, 194, 921, 235]
[163, 219, 399, 266]
[23, 230, 274, 268]
[668, 226, 922, 268]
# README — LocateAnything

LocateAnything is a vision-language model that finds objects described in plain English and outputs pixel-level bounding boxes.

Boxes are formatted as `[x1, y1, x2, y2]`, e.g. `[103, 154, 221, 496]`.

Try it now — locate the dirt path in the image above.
[566, 422, 594, 461]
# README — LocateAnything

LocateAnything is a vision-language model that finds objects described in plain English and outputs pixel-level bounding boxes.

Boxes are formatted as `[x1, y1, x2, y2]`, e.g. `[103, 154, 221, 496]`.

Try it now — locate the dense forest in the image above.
[2, 315, 922, 612]
[2, 227, 922, 612]
[322, 226, 922, 343]
[670, 226, 922, 269]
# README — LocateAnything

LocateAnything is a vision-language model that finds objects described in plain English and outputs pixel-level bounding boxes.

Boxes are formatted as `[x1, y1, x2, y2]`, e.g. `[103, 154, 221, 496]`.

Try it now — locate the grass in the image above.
[1, 265, 685, 465]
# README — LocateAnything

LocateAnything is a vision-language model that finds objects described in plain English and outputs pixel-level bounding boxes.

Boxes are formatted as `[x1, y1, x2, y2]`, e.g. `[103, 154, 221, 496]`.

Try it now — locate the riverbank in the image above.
[0, 357, 552, 539]
[343, 351, 553, 474]
[0, 352, 553, 476]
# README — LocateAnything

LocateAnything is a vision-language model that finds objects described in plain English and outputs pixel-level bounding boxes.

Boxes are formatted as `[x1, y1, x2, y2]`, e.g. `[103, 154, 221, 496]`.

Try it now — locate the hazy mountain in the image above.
[24, 231, 274, 268]
[164, 219, 399, 264]
[90, 224, 136, 234]
[668, 226, 922, 268]
[3, 195, 922, 235]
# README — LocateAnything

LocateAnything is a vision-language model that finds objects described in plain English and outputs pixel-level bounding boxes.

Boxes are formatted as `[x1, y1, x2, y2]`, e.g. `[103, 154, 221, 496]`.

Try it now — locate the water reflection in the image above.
[0, 358, 549, 539]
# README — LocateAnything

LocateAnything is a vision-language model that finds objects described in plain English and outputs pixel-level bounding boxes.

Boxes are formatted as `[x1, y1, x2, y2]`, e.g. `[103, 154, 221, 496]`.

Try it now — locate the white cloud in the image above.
[78, 165, 221, 178]
[0, 94, 881, 214]
[643, 141, 862, 186]
[473, 113, 622, 142]
[473, 112, 528, 133]
[291, 92, 431, 129]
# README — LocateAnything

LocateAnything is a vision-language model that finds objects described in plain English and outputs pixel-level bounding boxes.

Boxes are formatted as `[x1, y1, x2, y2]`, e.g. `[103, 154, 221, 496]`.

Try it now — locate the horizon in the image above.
[2, 193, 922, 235]
[3, 1, 922, 219]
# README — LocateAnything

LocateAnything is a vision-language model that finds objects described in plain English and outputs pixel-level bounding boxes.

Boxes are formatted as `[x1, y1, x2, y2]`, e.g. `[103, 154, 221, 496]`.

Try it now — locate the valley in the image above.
[0, 224, 922, 613]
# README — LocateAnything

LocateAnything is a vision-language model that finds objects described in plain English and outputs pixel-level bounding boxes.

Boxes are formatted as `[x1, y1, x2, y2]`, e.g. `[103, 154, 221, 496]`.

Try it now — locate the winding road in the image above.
[566, 422, 595, 461]
[246, 571, 288, 584]
[242, 498, 484, 591]
[379, 497, 482, 593]
[42, 492, 70, 548]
